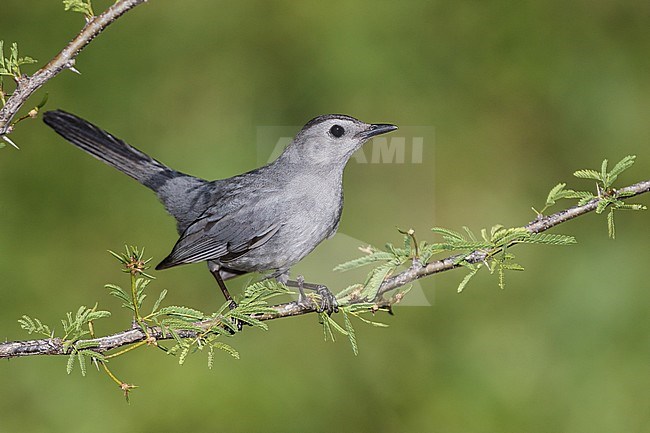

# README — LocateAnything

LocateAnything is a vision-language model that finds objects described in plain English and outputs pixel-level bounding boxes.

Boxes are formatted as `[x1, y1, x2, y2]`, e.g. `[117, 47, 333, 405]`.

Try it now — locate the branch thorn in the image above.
[1, 134, 19, 149]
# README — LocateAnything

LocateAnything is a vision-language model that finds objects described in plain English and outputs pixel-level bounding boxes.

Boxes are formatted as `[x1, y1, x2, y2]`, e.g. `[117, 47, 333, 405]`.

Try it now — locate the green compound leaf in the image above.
[62, 0, 94, 17]
[334, 251, 396, 271]
[522, 233, 577, 245]
[573, 169, 601, 181]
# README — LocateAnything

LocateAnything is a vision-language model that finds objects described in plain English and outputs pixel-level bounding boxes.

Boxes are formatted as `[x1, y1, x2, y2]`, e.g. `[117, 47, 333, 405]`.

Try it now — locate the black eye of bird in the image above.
[329, 124, 345, 138]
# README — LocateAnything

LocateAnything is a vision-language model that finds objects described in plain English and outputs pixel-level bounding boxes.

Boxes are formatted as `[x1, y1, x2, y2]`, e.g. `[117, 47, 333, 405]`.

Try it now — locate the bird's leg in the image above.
[210, 269, 237, 310]
[284, 275, 339, 315]
[292, 275, 309, 304]
[209, 268, 243, 332]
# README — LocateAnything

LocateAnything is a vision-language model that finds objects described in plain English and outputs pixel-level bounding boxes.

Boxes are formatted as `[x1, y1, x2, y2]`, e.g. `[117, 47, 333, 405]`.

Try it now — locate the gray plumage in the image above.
[43, 110, 397, 293]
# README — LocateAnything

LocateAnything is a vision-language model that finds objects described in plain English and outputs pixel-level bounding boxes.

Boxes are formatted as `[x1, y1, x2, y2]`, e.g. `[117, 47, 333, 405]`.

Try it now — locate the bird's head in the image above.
[278, 114, 397, 168]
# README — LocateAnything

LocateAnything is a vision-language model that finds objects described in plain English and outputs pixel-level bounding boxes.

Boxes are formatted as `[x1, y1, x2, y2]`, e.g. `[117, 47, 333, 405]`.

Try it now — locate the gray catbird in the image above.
[43, 110, 397, 313]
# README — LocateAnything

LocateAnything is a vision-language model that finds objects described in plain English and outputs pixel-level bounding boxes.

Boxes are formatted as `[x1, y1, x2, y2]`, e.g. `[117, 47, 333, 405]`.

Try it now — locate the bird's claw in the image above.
[289, 276, 339, 315]
[314, 285, 339, 315]
[226, 299, 244, 333]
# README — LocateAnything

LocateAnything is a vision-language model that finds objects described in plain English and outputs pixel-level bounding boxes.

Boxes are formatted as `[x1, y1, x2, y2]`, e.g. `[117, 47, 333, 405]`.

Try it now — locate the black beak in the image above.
[360, 123, 398, 139]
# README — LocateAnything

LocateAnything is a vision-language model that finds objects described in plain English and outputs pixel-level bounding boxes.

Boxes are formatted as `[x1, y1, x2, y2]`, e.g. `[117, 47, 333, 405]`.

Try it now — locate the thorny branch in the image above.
[0, 0, 147, 138]
[1, 179, 648, 359]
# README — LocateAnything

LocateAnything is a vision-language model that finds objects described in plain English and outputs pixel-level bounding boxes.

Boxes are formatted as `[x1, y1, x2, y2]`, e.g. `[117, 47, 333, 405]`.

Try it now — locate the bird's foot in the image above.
[289, 275, 339, 315]
[225, 299, 245, 333]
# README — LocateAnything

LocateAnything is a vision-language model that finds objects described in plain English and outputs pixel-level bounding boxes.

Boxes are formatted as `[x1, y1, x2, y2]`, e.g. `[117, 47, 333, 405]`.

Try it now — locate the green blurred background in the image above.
[1, 1, 649, 432]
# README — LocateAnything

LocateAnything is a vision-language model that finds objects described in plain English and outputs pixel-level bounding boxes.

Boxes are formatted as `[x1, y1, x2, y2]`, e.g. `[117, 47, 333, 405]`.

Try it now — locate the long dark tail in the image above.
[43, 110, 179, 191]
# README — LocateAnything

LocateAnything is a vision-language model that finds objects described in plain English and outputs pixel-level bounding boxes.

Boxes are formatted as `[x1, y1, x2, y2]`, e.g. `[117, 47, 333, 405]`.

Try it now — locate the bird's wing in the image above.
[156, 204, 281, 269]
